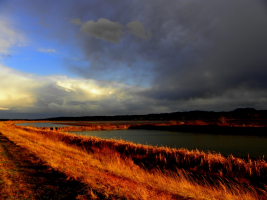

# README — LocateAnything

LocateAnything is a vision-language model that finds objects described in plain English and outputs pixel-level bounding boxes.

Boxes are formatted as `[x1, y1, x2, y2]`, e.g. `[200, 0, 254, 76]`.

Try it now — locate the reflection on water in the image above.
[72, 129, 267, 158]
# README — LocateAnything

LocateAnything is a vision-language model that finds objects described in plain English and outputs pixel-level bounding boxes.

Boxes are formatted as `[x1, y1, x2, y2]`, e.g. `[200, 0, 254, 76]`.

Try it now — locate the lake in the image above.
[16, 122, 267, 158]
[71, 129, 267, 158]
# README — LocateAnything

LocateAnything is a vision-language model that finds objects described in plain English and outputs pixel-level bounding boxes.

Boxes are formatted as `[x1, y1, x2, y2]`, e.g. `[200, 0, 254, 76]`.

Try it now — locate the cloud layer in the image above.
[71, 18, 152, 44]
[0, 19, 25, 54]
[79, 18, 124, 44]
[1, 63, 267, 119]
[1, 0, 267, 118]
[67, 0, 267, 107]
[0, 65, 158, 118]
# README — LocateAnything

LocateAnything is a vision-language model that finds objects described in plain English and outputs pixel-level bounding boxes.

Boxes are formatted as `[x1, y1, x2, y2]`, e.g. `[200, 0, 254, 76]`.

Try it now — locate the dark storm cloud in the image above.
[67, 0, 267, 104]
[3, 0, 267, 114]
[67, 100, 98, 106]
[126, 20, 152, 40]
[78, 18, 124, 44]
[71, 17, 152, 44]
[56, 0, 267, 110]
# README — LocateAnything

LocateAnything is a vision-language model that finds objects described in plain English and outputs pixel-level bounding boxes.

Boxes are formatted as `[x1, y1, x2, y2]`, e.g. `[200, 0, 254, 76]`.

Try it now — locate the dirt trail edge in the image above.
[0, 132, 88, 200]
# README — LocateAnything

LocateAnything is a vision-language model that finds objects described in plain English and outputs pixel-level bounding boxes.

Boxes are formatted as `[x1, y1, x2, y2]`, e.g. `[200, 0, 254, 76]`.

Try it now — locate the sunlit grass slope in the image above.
[0, 121, 266, 199]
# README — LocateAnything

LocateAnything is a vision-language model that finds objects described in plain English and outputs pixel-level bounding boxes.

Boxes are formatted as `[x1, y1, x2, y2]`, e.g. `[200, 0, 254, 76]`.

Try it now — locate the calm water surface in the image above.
[72, 129, 267, 158]
[16, 122, 267, 158]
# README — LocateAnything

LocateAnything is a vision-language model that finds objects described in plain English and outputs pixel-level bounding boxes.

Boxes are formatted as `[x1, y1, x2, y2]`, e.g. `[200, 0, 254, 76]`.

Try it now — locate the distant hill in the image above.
[42, 108, 267, 121]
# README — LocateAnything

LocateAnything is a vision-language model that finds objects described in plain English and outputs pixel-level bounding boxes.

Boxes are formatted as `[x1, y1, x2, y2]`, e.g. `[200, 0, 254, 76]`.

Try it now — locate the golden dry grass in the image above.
[0, 121, 267, 199]
[0, 137, 34, 199]
[19, 123, 267, 185]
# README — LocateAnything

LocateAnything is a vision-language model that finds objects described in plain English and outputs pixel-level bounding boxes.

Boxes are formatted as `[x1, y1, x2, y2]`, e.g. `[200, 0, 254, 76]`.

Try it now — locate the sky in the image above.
[1, 0, 267, 119]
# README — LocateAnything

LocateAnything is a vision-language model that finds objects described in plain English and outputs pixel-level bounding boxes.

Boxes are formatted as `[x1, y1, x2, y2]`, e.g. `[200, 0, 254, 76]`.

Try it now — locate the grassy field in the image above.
[0, 121, 267, 199]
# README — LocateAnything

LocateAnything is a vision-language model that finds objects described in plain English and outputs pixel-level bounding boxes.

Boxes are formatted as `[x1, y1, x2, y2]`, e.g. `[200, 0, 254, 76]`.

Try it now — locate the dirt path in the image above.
[0, 132, 88, 200]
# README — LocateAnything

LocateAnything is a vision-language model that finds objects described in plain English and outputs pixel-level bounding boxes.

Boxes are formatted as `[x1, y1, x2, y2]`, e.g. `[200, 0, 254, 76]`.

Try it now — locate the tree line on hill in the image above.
[42, 108, 267, 121]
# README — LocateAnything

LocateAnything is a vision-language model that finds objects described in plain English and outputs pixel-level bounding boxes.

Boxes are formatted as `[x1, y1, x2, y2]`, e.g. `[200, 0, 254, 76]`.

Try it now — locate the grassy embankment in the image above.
[0, 121, 267, 199]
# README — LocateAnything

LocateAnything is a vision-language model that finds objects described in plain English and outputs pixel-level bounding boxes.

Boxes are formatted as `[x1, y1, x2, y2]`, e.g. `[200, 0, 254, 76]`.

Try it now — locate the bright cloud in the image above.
[0, 107, 9, 110]
[56, 80, 75, 92]
[0, 65, 150, 117]
[0, 65, 39, 110]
